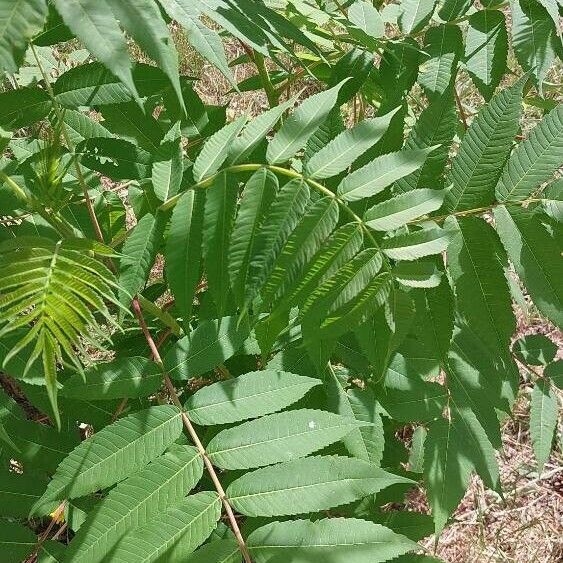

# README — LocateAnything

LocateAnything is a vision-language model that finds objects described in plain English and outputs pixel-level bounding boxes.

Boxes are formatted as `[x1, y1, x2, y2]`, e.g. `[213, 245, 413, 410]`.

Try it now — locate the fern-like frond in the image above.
[0, 236, 121, 426]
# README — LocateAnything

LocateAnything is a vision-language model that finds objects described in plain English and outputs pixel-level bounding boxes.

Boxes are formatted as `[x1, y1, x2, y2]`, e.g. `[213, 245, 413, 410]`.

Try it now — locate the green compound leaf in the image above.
[60, 356, 162, 400]
[109, 491, 221, 562]
[495, 104, 563, 202]
[445, 76, 525, 212]
[0, 0, 48, 74]
[34, 406, 182, 508]
[267, 81, 346, 164]
[63, 446, 203, 563]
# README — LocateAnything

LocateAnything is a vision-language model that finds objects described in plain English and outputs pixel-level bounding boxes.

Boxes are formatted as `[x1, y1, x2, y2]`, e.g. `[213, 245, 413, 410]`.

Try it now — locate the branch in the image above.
[131, 299, 253, 563]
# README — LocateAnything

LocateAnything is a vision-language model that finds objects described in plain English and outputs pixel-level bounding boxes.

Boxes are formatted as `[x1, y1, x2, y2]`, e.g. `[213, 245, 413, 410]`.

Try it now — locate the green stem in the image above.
[0, 170, 77, 237]
[253, 52, 279, 107]
[408, 198, 545, 225]
[159, 163, 383, 256]
[0, 170, 28, 201]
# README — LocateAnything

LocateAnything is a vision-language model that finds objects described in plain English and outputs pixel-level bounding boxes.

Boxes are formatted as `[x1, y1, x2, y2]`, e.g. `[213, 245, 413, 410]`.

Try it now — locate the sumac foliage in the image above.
[0, 1, 561, 562]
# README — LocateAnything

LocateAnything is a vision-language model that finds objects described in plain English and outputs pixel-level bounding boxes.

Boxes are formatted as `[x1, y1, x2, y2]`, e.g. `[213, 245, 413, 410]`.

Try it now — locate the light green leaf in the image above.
[227, 455, 412, 516]
[446, 216, 516, 355]
[53, 62, 169, 108]
[365, 188, 446, 231]
[193, 116, 246, 181]
[338, 147, 435, 202]
[408, 427, 427, 473]
[513, 334, 557, 366]
[185, 370, 320, 425]
[105, 0, 183, 110]
[54, 0, 139, 101]
[159, 0, 236, 87]
[305, 111, 397, 179]
[60, 356, 162, 400]
[382, 226, 453, 261]
[64, 446, 203, 563]
[228, 168, 278, 308]
[202, 172, 238, 315]
[348, 0, 385, 39]
[394, 90, 457, 193]
[493, 205, 563, 328]
[164, 316, 250, 380]
[110, 491, 221, 562]
[530, 379, 558, 470]
[398, 0, 437, 35]
[511, 0, 558, 92]
[228, 97, 296, 164]
[418, 25, 462, 98]
[207, 408, 367, 469]
[165, 189, 205, 326]
[495, 105, 563, 202]
[35, 405, 182, 508]
[393, 260, 442, 288]
[118, 212, 165, 306]
[248, 517, 417, 563]
[0, 0, 48, 74]
[465, 10, 508, 100]
[267, 81, 346, 164]
[152, 122, 183, 202]
[445, 77, 525, 212]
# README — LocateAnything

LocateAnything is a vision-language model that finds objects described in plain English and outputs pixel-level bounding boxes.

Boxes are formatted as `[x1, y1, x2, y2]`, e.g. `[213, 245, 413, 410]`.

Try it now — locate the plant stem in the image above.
[407, 198, 544, 225]
[31, 501, 66, 556]
[254, 52, 279, 108]
[131, 299, 253, 563]
[158, 163, 382, 250]
[454, 86, 468, 130]
[0, 170, 28, 201]
[45, 39, 251, 557]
